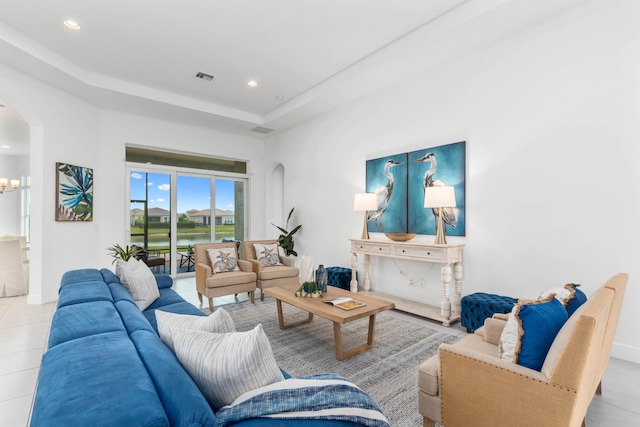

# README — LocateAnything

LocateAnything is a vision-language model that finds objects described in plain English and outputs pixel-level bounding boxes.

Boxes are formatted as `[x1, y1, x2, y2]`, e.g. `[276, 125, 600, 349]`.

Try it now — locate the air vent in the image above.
[194, 71, 215, 82]
[250, 126, 274, 134]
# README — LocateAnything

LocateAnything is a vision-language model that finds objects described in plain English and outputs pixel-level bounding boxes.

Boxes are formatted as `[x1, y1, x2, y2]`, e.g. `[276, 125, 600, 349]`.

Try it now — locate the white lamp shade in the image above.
[0, 178, 7, 188]
[354, 193, 377, 211]
[424, 186, 456, 208]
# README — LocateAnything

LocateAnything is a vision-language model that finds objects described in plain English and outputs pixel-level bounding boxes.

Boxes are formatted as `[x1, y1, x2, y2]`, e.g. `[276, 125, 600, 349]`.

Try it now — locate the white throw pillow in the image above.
[538, 286, 573, 306]
[498, 305, 520, 363]
[156, 308, 237, 353]
[253, 243, 282, 267]
[115, 257, 159, 311]
[207, 247, 241, 274]
[171, 324, 285, 411]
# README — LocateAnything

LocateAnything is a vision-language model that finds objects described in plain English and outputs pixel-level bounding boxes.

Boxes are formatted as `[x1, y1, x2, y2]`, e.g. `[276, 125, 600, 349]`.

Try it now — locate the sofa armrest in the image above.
[154, 273, 173, 289]
[438, 343, 576, 426]
[482, 316, 508, 345]
[281, 256, 295, 267]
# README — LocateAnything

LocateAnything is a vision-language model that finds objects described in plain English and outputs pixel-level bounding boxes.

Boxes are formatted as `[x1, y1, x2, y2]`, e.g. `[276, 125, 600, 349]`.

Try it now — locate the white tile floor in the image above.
[1, 277, 638, 427]
[0, 295, 55, 427]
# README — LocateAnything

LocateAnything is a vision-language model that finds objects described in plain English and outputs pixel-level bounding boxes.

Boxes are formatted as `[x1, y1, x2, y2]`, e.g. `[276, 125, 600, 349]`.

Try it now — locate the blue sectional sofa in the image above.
[31, 268, 363, 427]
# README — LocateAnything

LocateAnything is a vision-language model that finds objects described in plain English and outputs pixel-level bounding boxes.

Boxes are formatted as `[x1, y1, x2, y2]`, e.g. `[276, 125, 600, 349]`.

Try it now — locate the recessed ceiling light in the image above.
[247, 80, 258, 87]
[1, 145, 11, 149]
[63, 20, 82, 30]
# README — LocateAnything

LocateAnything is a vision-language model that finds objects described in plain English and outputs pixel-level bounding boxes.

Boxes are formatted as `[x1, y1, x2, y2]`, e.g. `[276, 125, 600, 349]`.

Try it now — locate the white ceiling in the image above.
[0, 0, 587, 151]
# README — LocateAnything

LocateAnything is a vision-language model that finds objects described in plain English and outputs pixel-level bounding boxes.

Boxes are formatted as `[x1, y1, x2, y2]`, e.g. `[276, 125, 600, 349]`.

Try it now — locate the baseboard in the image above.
[611, 342, 640, 364]
[27, 292, 58, 305]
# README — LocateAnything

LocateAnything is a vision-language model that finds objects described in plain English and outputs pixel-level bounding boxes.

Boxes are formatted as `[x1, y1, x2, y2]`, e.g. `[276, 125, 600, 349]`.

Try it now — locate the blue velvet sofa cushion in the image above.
[47, 300, 126, 348]
[32, 331, 169, 427]
[61, 268, 104, 286]
[131, 329, 216, 427]
[115, 299, 157, 335]
[57, 280, 114, 308]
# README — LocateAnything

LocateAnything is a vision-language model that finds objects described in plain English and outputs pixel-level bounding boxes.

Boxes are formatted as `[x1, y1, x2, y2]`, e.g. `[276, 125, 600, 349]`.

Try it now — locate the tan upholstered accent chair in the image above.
[194, 242, 256, 312]
[242, 240, 299, 300]
[418, 273, 627, 427]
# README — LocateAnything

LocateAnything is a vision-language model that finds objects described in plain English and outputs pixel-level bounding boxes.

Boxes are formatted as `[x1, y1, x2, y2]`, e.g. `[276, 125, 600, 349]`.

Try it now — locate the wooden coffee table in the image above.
[263, 284, 395, 360]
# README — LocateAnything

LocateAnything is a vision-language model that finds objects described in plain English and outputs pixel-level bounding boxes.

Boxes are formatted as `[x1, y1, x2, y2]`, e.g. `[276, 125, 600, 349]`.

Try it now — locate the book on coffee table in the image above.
[323, 297, 366, 311]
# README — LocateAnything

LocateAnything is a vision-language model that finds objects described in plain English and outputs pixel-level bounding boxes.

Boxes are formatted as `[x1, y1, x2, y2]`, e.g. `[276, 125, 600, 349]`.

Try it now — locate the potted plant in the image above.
[272, 207, 302, 257]
[107, 243, 141, 264]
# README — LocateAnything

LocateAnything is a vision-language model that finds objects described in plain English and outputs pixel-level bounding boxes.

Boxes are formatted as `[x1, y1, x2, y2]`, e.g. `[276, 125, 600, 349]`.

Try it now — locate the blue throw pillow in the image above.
[565, 283, 587, 316]
[539, 283, 587, 317]
[499, 296, 568, 371]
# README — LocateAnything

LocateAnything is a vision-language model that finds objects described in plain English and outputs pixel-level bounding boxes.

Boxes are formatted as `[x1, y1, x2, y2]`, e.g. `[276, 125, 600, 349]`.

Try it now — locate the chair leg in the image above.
[423, 418, 435, 427]
[250, 291, 255, 304]
[208, 298, 214, 312]
[260, 291, 265, 301]
[596, 380, 602, 395]
[197, 292, 203, 303]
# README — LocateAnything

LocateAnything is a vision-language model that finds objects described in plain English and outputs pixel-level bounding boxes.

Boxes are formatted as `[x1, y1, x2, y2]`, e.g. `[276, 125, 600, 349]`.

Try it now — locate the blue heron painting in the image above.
[408, 141, 465, 236]
[365, 153, 407, 233]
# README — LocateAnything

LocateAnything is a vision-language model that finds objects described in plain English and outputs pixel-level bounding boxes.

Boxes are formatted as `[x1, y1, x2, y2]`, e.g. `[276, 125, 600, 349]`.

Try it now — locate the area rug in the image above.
[204, 297, 460, 427]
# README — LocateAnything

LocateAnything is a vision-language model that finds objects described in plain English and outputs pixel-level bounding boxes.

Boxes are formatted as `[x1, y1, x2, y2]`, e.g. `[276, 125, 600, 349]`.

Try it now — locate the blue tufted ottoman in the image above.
[461, 293, 517, 332]
[326, 267, 353, 291]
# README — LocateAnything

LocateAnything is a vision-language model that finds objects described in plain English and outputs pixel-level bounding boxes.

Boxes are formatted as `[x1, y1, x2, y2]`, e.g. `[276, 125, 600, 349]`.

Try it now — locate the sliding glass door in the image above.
[129, 171, 172, 273]
[127, 165, 247, 275]
[214, 178, 245, 244]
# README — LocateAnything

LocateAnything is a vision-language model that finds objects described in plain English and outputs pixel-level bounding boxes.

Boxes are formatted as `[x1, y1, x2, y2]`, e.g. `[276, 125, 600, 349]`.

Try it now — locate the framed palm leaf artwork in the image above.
[55, 162, 93, 221]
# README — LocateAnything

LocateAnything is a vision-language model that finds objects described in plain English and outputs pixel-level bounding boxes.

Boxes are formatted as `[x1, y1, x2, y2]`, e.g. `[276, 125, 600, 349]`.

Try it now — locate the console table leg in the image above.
[440, 265, 452, 324]
[363, 254, 371, 291]
[452, 263, 464, 316]
[350, 252, 359, 293]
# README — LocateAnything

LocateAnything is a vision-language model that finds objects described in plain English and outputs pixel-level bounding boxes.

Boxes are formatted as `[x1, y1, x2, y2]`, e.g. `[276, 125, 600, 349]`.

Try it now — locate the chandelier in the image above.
[0, 178, 20, 194]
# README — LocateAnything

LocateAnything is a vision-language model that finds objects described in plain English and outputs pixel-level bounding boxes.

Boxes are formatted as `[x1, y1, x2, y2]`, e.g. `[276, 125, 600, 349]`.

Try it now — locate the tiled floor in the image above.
[1, 277, 638, 426]
[0, 295, 55, 427]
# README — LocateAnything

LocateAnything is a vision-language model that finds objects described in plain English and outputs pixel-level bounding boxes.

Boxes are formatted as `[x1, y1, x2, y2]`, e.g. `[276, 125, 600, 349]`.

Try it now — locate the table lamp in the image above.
[353, 193, 377, 239]
[424, 186, 456, 244]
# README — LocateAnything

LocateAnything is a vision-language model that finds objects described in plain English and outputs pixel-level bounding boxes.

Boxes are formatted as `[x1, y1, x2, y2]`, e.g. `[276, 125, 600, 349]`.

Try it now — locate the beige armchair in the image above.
[242, 240, 299, 300]
[194, 242, 256, 312]
[418, 273, 627, 427]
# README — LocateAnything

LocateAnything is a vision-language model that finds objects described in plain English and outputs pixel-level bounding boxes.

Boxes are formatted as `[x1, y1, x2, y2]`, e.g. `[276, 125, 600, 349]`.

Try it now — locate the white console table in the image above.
[349, 238, 464, 326]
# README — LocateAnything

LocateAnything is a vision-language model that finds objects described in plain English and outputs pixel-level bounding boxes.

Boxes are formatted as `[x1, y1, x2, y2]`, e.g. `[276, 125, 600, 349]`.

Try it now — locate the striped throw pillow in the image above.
[156, 308, 236, 353]
[115, 258, 159, 311]
[172, 324, 284, 411]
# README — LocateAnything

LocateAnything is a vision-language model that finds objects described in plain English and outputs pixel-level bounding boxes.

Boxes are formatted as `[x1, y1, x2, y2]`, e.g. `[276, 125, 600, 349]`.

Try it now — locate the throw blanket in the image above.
[216, 373, 391, 427]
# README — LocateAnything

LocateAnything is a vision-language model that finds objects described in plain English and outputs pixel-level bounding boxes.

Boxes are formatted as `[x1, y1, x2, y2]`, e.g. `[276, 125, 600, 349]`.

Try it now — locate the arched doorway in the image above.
[0, 100, 30, 297]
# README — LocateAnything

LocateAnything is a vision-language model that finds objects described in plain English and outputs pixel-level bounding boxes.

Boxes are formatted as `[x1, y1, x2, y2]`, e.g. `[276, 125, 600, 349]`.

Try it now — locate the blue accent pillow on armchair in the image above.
[565, 284, 587, 316]
[499, 296, 568, 371]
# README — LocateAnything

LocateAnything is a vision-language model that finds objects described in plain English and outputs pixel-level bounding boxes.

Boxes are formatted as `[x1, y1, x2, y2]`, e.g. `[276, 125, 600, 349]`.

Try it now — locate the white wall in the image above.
[0, 66, 265, 305]
[0, 64, 102, 303]
[97, 110, 266, 269]
[264, 0, 640, 362]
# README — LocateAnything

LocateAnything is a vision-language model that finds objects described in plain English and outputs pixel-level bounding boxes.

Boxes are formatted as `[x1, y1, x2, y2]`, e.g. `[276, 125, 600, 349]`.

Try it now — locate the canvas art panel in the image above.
[55, 162, 94, 221]
[408, 141, 465, 236]
[365, 153, 408, 234]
